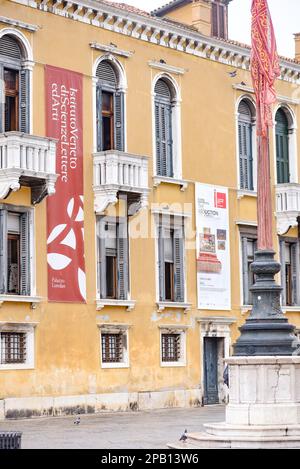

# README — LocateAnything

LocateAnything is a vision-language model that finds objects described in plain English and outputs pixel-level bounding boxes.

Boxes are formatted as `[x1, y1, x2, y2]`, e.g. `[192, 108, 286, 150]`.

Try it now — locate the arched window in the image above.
[154, 78, 174, 178]
[96, 59, 125, 152]
[0, 34, 30, 133]
[238, 99, 254, 191]
[276, 108, 290, 184]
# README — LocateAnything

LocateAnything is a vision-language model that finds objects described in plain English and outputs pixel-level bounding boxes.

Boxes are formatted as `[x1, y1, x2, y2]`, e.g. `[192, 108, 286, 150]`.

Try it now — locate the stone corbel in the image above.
[127, 192, 149, 217]
[94, 189, 118, 215]
[31, 177, 57, 205]
[0, 174, 20, 199]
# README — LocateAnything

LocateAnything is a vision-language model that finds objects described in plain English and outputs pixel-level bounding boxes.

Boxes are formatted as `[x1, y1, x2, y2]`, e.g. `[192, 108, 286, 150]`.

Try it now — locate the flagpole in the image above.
[233, 0, 297, 356]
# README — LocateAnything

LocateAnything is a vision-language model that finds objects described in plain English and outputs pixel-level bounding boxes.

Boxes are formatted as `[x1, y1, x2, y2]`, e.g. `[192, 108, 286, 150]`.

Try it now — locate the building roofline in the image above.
[151, 0, 192, 17]
[9, 0, 300, 82]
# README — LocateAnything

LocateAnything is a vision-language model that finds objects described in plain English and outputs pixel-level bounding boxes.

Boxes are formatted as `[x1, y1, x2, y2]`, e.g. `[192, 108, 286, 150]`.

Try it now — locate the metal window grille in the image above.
[161, 334, 181, 362]
[0, 332, 26, 364]
[101, 333, 123, 363]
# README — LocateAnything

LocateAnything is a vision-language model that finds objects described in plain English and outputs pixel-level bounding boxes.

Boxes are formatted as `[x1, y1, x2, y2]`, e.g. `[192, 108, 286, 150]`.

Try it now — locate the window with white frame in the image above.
[96, 59, 125, 152]
[0, 34, 30, 133]
[157, 215, 185, 303]
[279, 238, 300, 307]
[238, 99, 255, 191]
[160, 329, 186, 367]
[276, 108, 291, 184]
[240, 227, 257, 306]
[154, 76, 181, 180]
[0, 206, 32, 296]
[100, 326, 129, 368]
[0, 325, 35, 369]
[97, 216, 129, 301]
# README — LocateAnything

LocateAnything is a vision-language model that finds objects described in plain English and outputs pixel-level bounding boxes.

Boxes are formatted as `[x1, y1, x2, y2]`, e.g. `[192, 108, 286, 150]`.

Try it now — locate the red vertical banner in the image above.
[45, 66, 86, 302]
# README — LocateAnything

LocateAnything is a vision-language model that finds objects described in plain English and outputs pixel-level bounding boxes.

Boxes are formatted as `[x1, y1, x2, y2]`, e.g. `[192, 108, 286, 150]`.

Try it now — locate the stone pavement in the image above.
[0, 405, 225, 449]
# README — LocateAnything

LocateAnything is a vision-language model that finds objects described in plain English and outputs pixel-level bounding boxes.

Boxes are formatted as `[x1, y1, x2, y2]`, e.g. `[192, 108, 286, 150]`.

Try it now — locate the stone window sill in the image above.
[96, 299, 136, 312]
[157, 301, 192, 313]
[153, 176, 188, 192]
[0, 295, 42, 309]
[237, 190, 257, 199]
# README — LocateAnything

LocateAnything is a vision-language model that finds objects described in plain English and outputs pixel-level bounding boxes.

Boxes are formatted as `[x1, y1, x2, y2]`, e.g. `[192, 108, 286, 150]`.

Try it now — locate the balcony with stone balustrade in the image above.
[93, 150, 149, 215]
[276, 183, 300, 235]
[0, 132, 58, 204]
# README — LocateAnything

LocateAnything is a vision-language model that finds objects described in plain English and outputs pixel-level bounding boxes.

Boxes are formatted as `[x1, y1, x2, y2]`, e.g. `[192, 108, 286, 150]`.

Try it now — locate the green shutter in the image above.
[0, 66, 4, 133]
[114, 92, 125, 151]
[276, 110, 290, 184]
[174, 226, 184, 302]
[96, 84, 103, 152]
[20, 211, 30, 296]
[117, 219, 128, 300]
[291, 242, 300, 306]
[19, 69, 30, 134]
[158, 225, 165, 301]
[155, 101, 173, 178]
[280, 239, 286, 306]
[0, 210, 7, 294]
[238, 103, 253, 191]
[98, 218, 107, 299]
[241, 236, 249, 305]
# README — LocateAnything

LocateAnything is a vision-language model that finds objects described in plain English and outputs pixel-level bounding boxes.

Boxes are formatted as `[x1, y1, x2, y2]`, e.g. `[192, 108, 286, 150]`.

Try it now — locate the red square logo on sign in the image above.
[215, 192, 227, 209]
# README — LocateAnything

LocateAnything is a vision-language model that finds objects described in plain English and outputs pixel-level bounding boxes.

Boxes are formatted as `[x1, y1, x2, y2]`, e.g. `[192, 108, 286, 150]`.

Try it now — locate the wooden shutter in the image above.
[96, 84, 103, 152]
[154, 79, 173, 178]
[0, 66, 4, 133]
[20, 212, 30, 296]
[117, 219, 128, 300]
[158, 225, 165, 301]
[280, 239, 287, 306]
[98, 218, 107, 299]
[291, 242, 300, 306]
[19, 69, 30, 133]
[174, 226, 184, 302]
[211, 2, 218, 37]
[241, 236, 249, 305]
[114, 91, 125, 152]
[238, 101, 253, 191]
[0, 210, 8, 294]
[0, 35, 22, 60]
[276, 110, 290, 184]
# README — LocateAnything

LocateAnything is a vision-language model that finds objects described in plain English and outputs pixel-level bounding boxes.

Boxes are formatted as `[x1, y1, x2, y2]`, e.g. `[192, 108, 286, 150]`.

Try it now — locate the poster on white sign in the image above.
[195, 183, 231, 310]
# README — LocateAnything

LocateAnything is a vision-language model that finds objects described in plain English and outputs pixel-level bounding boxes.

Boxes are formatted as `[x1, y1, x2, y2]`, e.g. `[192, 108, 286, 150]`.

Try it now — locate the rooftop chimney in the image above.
[152, 0, 232, 39]
[295, 33, 300, 61]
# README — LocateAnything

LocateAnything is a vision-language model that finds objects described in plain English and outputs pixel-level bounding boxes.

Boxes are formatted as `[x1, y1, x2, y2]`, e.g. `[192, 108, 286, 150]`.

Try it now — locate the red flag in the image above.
[251, 0, 280, 136]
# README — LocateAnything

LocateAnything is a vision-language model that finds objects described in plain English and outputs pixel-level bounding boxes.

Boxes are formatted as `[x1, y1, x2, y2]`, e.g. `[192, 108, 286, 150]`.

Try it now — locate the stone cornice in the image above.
[10, 0, 300, 84]
[90, 41, 134, 57]
[232, 84, 300, 106]
[0, 14, 39, 31]
[148, 60, 187, 75]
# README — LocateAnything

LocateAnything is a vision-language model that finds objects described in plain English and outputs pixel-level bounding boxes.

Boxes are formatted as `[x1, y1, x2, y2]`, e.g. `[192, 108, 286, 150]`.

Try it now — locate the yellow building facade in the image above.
[0, 0, 300, 418]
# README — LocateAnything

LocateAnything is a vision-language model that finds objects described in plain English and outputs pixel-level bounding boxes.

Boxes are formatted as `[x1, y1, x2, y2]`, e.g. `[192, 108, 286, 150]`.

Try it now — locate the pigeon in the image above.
[228, 70, 237, 78]
[74, 416, 81, 425]
[240, 81, 247, 86]
[110, 42, 118, 48]
[179, 429, 188, 442]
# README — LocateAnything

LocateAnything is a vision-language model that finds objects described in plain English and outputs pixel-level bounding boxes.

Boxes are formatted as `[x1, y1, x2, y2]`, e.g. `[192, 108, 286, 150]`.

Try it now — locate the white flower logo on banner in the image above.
[47, 195, 86, 301]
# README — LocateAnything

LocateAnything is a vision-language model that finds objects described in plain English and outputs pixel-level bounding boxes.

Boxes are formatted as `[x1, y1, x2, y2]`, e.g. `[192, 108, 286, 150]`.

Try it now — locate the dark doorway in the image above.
[203, 337, 221, 405]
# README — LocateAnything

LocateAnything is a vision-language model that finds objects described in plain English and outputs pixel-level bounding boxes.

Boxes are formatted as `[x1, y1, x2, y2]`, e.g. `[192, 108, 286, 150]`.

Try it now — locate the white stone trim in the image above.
[0, 27, 33, 61]
[0, 295, 42, 308]
[96, 299, 136, 312]
[235, 94, 257, 193]
[151, 72, 182, 181]
[0, 388, 202, 419]
[198, 317, 236, 404]
[157, 301, 192, 313]
[153, 176, 189, 191]
[233, 84, 300, 105]
[0, 16, 39, 32]
[0, 323, 35, 371]
[90, 41, 134, 58]
[10, 0, 300, 85]
[99, 326, 129, 369]
[148, 61, 187, 75]
[160, 328, 187, 368]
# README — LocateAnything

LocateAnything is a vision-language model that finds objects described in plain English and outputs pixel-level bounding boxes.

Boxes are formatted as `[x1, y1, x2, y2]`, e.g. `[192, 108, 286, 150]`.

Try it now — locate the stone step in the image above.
[172, 432, 300, 449]
[203, 423, 300, 438]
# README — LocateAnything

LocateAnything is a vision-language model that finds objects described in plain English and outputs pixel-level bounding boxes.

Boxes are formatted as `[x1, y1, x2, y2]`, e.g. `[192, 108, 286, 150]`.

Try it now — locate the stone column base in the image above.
[168, 357, 300, 449]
